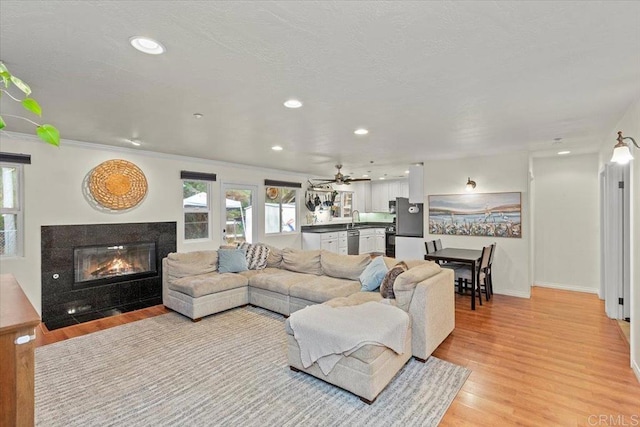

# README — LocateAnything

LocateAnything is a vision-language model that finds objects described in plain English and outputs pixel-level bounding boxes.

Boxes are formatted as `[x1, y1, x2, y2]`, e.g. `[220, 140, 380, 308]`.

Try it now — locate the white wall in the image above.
[0, 133, 307, 313]
[600, 98, 640, 381]
[532, 154, 600, 293]
[424, 152, 531, 298]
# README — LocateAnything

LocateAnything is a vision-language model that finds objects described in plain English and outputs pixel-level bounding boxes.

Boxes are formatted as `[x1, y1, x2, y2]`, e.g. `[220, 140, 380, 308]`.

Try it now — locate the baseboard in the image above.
[494, 289, 530, 299]
[534, 281, 599, 294]
[633, 359, 640, 384]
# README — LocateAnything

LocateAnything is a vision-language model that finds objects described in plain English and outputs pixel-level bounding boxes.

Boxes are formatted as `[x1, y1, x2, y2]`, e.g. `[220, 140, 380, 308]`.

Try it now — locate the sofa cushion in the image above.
[289, 276, 361, 303]
[249, 270, 311, 295]
[321, 251, 371, 281]
[166, 251, 218, 281]
[264, 244, 283, 268]
[323, 291, 383, 308]
[169, 272, 248, 298]
[218, 248, 249, 273]
[235, 267, 281, 279]
[359, 256, 388, 291]
[239, 242, 270, 270]
[380, 261, 408, 299]
[393, 261, 442, 312]
[281, 248, 322, 276]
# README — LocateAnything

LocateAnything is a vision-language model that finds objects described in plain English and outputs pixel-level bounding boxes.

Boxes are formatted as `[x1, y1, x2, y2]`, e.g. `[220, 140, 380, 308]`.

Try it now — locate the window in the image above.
[183, 180, 211, 240]
[265, 187, 297, 234]
[1, 163, 24, 257]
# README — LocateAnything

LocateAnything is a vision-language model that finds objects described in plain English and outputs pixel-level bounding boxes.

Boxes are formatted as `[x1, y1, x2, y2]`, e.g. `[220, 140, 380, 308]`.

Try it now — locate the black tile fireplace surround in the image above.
[41, 222, 176, 330]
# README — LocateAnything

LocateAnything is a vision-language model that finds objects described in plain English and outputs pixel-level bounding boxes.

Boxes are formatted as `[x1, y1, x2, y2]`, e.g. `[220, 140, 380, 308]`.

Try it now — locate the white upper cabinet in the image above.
[351, 181, 371, 213]
[371, 179, 409, 211]
[408, 165, 424, 203]
[370, 181, 389, 212]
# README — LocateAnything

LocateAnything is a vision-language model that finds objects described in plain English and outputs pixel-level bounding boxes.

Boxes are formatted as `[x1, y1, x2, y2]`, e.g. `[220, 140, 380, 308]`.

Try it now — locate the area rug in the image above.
[35, 306, 469, 426]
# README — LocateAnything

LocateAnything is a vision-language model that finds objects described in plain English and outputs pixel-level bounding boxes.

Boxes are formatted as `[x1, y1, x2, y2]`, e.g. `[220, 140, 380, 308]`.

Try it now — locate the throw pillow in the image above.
[218, 248, 249, 273]
[359, 256, 389, 292]
[380, 261, 408, 299]
[238, 242, 270, 270]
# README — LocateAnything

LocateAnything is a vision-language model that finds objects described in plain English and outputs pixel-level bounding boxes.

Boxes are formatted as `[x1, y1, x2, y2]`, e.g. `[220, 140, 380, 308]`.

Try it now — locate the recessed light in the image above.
[379, 177, 385, 180]
[128, 139, 141, 146]
[362, 174, 369, 178]
[404, 170, 410, 174]
[129, 36, 165, 55]
[558, 151, 570, 155]
[283, 99, 302, 109]
[354, 128, 369, 135]
[271, 145, 283, 151]
[193, 113, 203, 119]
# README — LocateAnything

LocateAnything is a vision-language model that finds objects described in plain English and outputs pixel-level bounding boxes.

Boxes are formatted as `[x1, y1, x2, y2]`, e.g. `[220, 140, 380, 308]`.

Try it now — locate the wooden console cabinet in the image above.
[0, 274, 40, 427]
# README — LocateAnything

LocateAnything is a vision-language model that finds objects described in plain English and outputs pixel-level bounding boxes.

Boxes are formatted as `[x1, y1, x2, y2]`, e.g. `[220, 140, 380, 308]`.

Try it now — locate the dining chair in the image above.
[424, 240, 436, 254]
[456, 245, 492, 305]
[486, 243, 496, 296]
[434, 239, 443, 251]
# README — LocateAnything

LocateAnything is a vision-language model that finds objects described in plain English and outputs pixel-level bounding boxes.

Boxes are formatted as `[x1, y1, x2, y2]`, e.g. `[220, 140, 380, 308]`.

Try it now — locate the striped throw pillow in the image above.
[238, 243, 270, 270]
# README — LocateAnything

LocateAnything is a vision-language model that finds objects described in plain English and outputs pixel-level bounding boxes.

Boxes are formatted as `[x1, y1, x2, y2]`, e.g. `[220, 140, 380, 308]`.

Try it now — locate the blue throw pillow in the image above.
[218, 248, 248, 273]
[359, 256, 389, 291]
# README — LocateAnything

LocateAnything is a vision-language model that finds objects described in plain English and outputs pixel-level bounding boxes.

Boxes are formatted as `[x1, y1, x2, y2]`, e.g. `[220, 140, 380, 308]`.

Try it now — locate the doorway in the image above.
[221, 183, 257, 245]
[601, 163, 631, 320]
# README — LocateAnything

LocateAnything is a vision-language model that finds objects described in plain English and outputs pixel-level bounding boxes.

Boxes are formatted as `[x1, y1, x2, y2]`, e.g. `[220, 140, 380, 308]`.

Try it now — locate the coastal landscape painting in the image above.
[428, 192, 521, 238]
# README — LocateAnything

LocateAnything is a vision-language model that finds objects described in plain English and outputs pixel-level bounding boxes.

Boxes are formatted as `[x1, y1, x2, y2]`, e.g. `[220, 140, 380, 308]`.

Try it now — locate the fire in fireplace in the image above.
[73, 242, 157, 288]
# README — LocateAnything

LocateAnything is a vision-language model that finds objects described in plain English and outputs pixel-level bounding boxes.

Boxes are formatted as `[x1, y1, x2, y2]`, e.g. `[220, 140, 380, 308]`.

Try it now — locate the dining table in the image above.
[424, 248, 483, 310]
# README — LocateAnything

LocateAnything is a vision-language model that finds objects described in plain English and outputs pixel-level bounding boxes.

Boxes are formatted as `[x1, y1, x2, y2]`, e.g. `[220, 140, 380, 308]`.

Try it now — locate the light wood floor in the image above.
[36, 287, 639, 425]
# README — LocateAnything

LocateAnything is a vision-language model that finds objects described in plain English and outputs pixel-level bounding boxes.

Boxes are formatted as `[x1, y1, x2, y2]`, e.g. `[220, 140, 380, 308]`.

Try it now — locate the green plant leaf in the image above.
[0, 62, 8, 73]
[0, 116, 5, 130]
[37, 124, 60, 146]
[22, 98, 42, 116]
[0, 71, 10, 88]
[10, 75, 31, 95]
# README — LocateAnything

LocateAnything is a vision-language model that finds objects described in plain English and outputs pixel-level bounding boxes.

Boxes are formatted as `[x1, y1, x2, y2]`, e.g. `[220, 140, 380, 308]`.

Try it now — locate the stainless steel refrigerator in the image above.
[395, 197, 424, 237]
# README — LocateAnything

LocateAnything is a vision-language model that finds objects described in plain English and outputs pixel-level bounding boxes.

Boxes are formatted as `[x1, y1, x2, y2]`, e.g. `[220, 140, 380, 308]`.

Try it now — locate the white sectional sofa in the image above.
[162, 245, 455, 403]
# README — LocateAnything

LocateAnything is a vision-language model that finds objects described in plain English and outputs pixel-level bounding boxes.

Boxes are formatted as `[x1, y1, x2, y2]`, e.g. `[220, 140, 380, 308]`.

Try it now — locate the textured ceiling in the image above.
[1, 1, 639, 178]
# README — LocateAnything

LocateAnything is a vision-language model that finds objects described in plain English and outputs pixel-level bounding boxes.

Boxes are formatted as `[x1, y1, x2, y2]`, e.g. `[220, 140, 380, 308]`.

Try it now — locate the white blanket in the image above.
[288, 301, 410, 375]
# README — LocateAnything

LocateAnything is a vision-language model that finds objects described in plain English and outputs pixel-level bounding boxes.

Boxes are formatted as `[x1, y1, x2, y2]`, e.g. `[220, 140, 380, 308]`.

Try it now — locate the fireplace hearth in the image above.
[41, 222, 176, 330]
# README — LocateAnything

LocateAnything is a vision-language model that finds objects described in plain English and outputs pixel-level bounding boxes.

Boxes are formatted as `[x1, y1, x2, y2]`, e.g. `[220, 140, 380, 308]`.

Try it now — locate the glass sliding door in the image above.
[221, 184, 256, 245]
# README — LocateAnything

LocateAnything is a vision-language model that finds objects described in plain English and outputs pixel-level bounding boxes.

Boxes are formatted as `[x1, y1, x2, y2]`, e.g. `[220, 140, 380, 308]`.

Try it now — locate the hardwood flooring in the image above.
[35, 287, 639, 425]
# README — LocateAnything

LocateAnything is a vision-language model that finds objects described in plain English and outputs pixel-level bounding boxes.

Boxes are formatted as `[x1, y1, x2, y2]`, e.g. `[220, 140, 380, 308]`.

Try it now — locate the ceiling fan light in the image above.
[611, 144, 633, 164]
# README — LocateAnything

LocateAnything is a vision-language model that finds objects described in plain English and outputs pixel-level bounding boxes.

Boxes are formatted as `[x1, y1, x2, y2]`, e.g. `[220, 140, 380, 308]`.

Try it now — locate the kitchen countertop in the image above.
[301, 222, 391, 233]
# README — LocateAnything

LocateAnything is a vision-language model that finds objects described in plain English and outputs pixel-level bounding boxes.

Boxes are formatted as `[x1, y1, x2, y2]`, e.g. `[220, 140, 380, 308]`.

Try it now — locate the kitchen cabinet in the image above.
[351, 182, 371, 213]
[338, 232, 348, 255]
[302, 231, 347, 255]
[370, 182, 389, 212]
[408, 164, 424, 203]
[358, 228, 385, 254]
[374, 228, 386, 253]
[331, 191, 354, 218]
[358, 228, 374, 254]
[370, 180, 409, 212]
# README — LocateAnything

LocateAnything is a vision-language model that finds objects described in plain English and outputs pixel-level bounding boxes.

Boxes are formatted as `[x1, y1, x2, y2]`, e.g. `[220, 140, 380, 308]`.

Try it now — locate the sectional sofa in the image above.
[162, 245, 455, 402]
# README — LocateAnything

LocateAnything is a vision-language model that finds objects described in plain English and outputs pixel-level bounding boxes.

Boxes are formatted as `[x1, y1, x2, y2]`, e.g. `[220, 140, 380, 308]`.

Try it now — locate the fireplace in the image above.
[41, 222, 176, 330]
[74, 242, 157, 289]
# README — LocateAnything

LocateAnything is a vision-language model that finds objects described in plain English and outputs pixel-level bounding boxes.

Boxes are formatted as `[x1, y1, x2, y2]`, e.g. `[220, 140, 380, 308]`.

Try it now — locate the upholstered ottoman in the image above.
[285, 297, 412, 404]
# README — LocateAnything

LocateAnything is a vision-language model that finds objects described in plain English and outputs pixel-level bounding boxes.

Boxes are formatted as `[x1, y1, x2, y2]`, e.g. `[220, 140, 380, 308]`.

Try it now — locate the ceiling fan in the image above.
[311, 164, 371, 185]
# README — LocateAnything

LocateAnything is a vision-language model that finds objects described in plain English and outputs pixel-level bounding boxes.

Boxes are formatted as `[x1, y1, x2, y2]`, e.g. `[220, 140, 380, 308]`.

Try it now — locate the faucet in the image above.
[351, 210, 360, 228]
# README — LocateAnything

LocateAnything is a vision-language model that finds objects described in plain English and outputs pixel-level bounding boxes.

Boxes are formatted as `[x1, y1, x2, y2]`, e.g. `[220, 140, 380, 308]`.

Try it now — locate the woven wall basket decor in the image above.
[88, 159, 148, 210]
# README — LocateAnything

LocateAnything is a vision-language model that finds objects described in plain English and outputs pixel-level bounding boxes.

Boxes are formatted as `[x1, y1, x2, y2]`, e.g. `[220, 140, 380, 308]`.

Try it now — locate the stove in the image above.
[385, 222, 396, 257]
